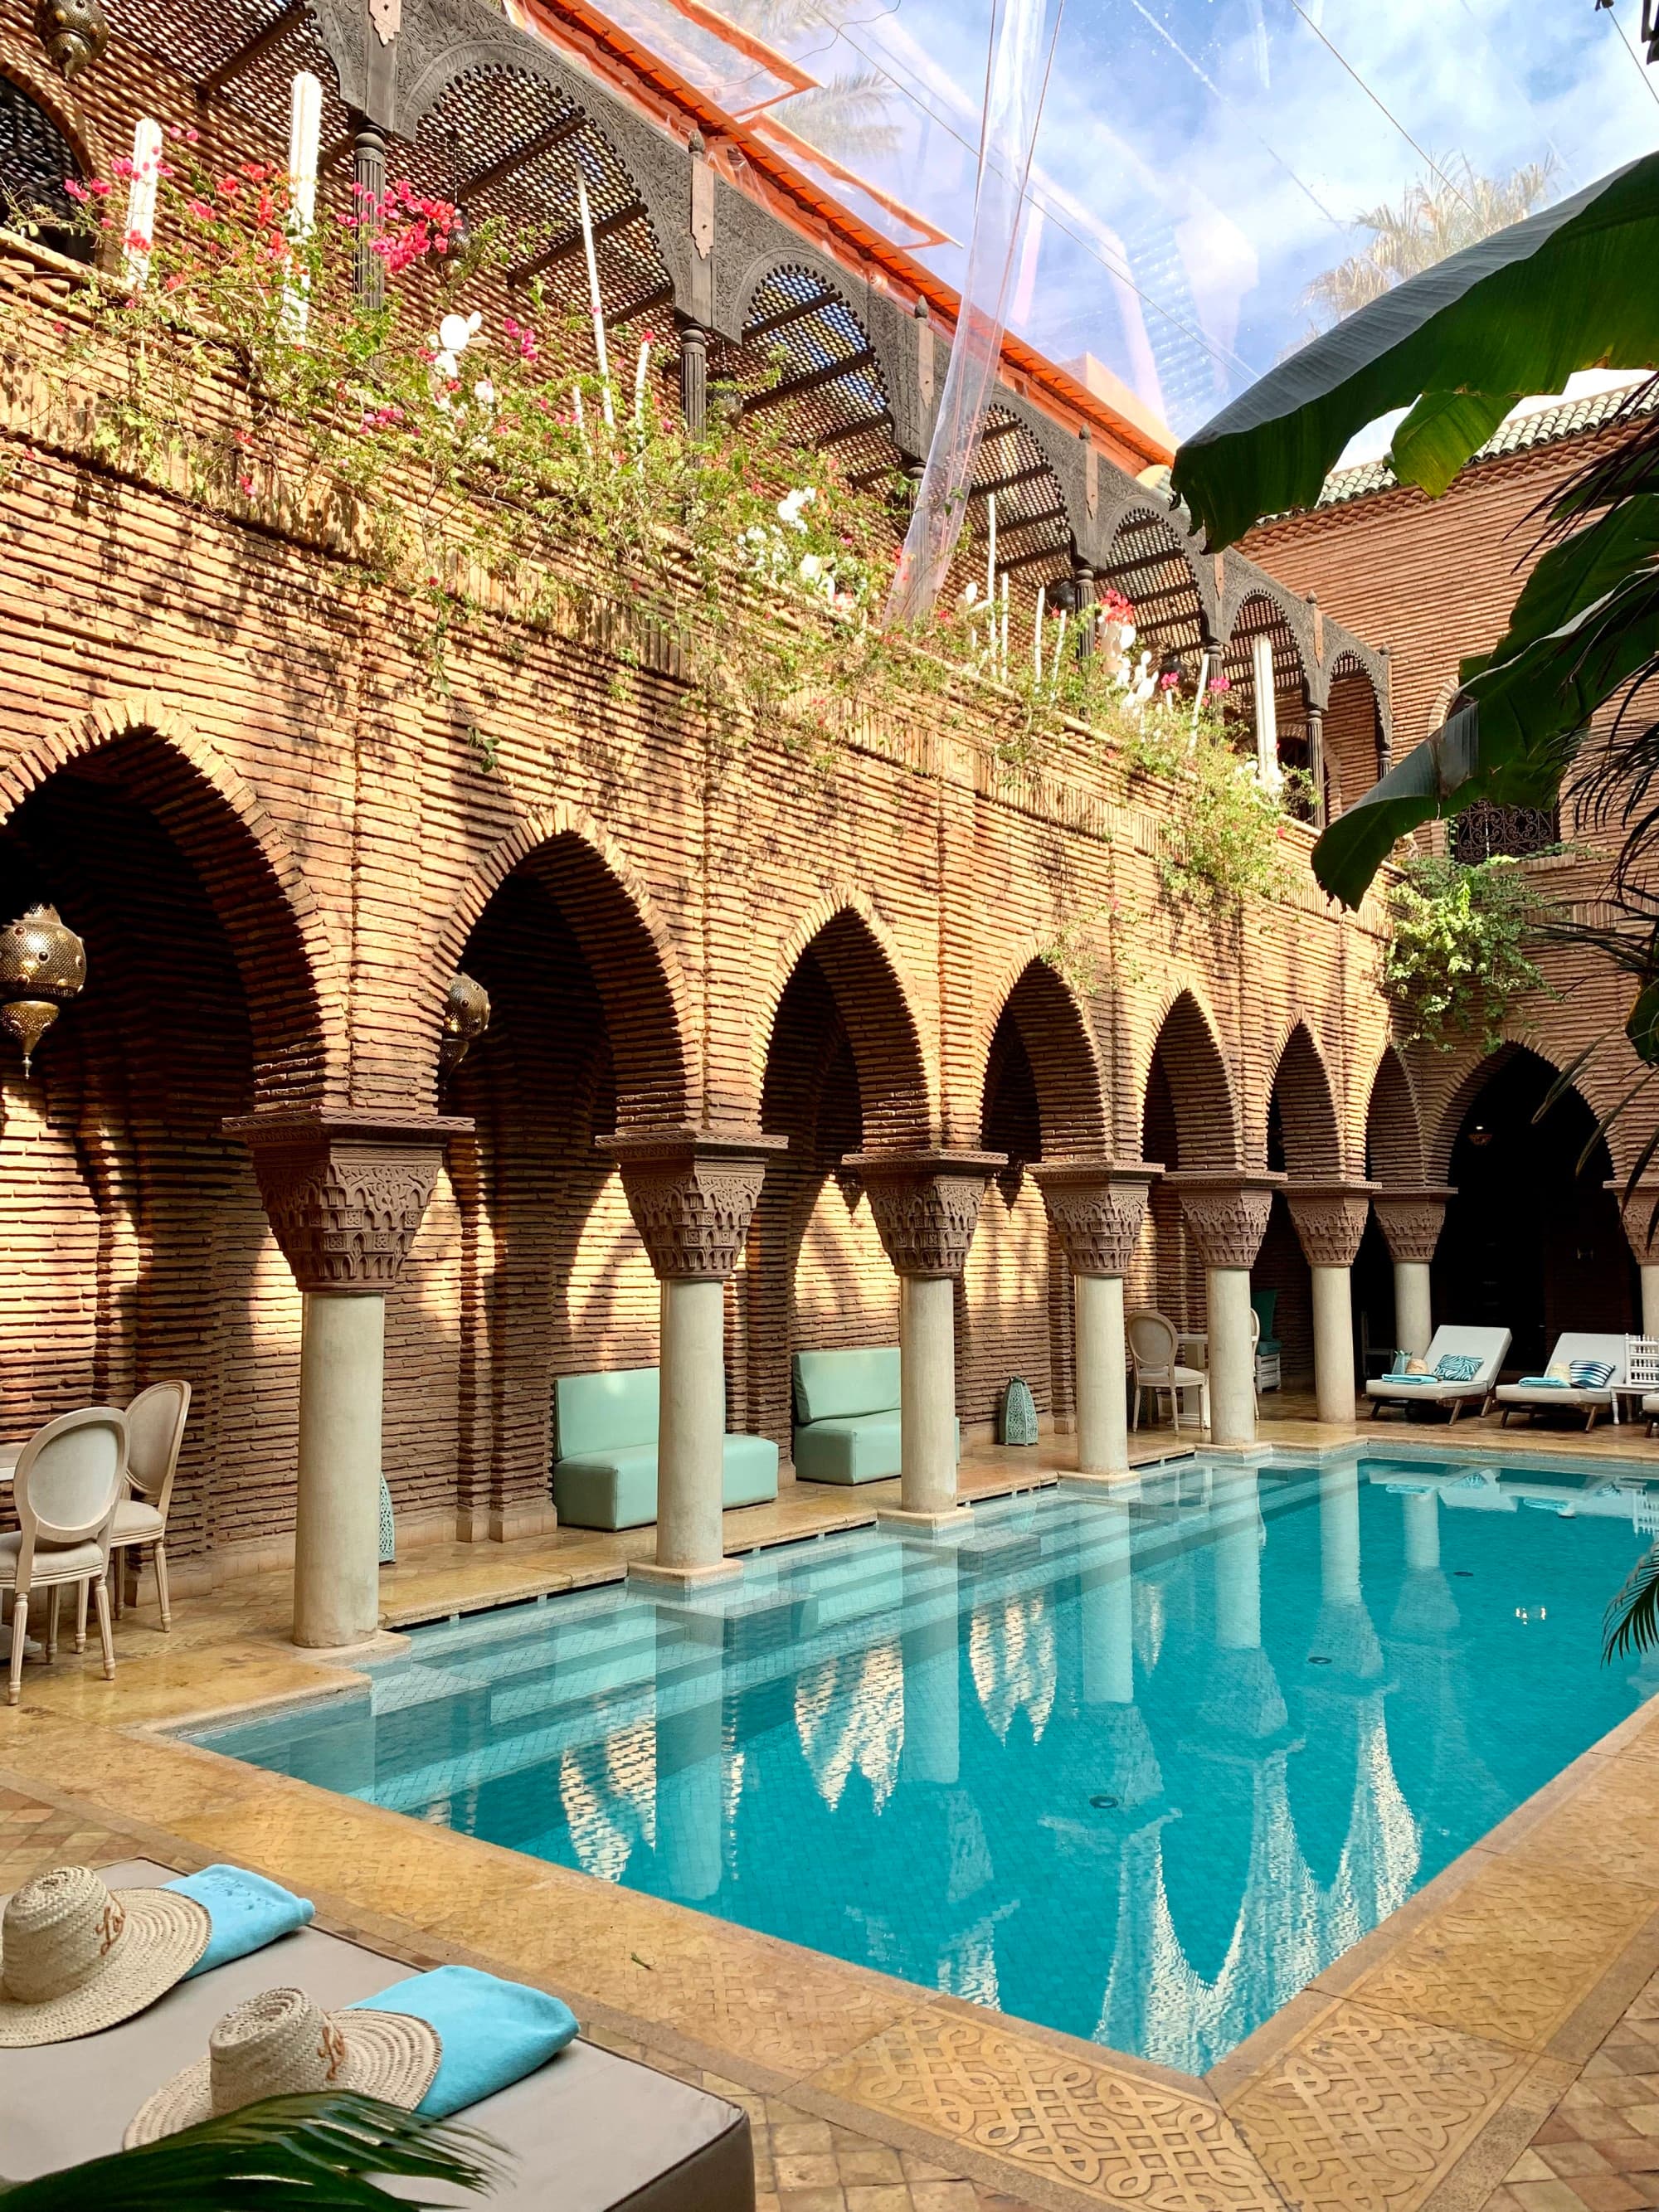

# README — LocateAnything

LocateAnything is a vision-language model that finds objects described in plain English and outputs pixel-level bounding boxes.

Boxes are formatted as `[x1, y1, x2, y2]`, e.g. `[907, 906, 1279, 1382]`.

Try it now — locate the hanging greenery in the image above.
[1381, 852, 1547, 1050]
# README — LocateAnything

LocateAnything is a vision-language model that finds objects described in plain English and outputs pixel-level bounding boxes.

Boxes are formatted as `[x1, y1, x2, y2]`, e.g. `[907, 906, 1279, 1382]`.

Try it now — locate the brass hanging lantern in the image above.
[32, 0, 109, 79]
[0, 904, 86, 1076]
[440, 970, 490, 1074]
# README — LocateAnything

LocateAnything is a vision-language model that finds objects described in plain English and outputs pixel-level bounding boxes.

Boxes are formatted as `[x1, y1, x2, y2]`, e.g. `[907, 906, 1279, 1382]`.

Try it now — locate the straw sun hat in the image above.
[126, 1985, 441, 2146]
[0, 1866, 210, 2047]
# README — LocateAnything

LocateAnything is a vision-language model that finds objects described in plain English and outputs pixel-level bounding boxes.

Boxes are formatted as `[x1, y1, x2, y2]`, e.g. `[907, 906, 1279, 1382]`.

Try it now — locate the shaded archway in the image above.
[742, 910, 932, 1452]
[0, 726, 330, 1568]
[1432, 1048, 1636, 1373]
[967, 960, 1108, 1437]
[1352, 1047, 1425, 1373]
[1323, 657, 1387, 818]
[1136, 991, 1240, 1328]
[1224, 594, 1314, 810]
[1259, 1024, 1343, 1388]
[435, 831, 697, 1537]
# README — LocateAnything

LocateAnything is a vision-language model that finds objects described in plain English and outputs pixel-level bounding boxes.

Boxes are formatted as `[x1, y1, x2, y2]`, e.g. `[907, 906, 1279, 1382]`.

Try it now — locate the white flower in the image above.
[433, 350, 459, 380]
[437, 309, 482, 355]
[799, 552, 825, 582]
[776, 486, 815, 531]
[473, 378, 496, 408]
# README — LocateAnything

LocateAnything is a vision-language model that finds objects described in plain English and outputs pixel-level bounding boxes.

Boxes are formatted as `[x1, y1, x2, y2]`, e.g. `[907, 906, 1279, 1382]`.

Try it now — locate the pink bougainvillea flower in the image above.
[63, 176, 88, 202]
[187, 198, 213, 221]
[238, 474, 254, 494]
[87, 179, 111, 197]
[216, 176, 241, 197]
[124, 228, 150, 252]
[239, 161, 269, 181]
[163, 272, 186, 292]
[110, 156, 134, 179]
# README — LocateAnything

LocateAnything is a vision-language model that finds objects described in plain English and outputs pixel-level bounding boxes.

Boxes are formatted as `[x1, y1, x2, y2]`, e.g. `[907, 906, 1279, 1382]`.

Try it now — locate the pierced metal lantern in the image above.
[440, 970, 490, 1074]
[0, 904, 86, 1076]
[32, 0, 109, 79]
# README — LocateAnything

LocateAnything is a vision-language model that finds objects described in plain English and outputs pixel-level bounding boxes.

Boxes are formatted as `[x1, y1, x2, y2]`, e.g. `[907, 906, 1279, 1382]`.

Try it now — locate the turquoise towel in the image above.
[163, 1864, 314, 1979]
[1516, 1375, 1569, 1388]
[353, 1966, 578, 2117]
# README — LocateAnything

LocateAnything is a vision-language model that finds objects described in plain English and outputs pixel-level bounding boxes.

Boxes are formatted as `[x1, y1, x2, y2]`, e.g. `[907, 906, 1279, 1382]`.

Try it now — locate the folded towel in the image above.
[353, 1966, 578, 2117]
[163, 1864, 314, 1979]
[1515, 1376, 1569, 1388]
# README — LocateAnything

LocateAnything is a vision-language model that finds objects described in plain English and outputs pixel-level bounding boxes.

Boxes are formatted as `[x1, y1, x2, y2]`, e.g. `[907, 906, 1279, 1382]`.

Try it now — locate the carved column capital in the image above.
[842, 1149, 1005, 1279]
[1372, 1185, 1456, 1266]
[1167, 1172, 1284, 1271]
[1609, 1181, 1659, 1266]
[1030, 1158, 1162, 1276]
[602, 1125, 787, 1281]
[226, 1109, 471, 1294]
[1287, 1181, 1377, 1270]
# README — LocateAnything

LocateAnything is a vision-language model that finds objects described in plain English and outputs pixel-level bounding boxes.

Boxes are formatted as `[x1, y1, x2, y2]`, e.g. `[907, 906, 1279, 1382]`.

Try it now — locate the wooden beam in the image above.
[817, 409, 892, 450]
[996, 542, 1074, 576]
[200, 0, 307, 93]
[741, 344, 880, 414]
[992, 502, 1070, 540]
[745, 289, 839, 343]
[976, 417, 1024, 450]
[460, 113, 587, 202]
[968, 460, 1052, 505]
[508, 200, 648, 285]
[606, 280, 674, 331]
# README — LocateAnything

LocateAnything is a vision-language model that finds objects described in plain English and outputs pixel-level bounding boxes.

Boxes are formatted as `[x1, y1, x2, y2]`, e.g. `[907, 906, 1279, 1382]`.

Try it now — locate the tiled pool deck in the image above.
[6, 1407, 1659, 2212]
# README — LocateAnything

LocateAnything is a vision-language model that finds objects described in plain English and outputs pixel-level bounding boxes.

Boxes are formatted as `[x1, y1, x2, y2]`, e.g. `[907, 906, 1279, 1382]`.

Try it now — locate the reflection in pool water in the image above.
[192, 1451, 1659, 2069]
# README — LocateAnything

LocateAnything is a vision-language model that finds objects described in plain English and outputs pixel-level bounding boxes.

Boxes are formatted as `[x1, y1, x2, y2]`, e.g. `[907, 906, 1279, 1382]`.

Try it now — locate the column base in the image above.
[1059, 1471, 1134, 1492]
[877, 1505, 975, 1534]
[627, 1558, 743, 1591]
[287, 1627, 411, 1664]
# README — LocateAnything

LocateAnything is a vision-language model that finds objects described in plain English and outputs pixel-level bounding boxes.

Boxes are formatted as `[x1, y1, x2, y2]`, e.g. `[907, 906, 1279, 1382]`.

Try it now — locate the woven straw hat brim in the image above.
[0, 1889, 210, 2048]
[124, 2009, 442, 2146]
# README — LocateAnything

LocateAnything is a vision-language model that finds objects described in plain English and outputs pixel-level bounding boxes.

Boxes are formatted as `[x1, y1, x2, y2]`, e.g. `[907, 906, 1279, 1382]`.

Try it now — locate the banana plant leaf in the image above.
[0, 2091, 506, 2211]
[1170, 152, 1659, 551]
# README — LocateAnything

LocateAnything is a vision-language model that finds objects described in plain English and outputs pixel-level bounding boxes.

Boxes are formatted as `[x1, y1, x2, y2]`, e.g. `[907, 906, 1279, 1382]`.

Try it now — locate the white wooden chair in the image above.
[104, 1379, 189, 1635]
[1127, 1310, 1210, 1432]
[2, 1407, 125, 1707]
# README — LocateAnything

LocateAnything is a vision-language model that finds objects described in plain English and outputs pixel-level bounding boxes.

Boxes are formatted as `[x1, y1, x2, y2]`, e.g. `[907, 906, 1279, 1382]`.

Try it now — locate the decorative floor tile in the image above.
[812, 2005, 1278, 2210]
[1511, 1767, 1659, 1895]
[1348, 1859, 1657, 2053]
[1222, 1998, 1533, 2212]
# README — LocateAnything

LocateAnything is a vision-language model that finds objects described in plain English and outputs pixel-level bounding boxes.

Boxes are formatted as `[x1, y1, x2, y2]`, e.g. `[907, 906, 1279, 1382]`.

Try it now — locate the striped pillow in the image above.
[1569, 1359, 1616, 1389]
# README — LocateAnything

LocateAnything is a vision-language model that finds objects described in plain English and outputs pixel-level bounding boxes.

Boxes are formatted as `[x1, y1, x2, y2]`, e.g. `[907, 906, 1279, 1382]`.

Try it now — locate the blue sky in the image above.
[730, 0, 1659, 437]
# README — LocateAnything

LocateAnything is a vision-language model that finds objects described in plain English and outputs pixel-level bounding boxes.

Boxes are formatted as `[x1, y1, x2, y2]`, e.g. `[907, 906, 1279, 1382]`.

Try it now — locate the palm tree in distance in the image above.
[1301, 153, 1559, 331]
[718, 0, 903, 161]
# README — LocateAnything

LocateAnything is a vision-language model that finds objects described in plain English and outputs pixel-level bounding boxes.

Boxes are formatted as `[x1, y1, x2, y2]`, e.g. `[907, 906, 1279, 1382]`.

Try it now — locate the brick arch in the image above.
[441, 810, 693, 1125]
[0, 45, 111, 193]
[758, 899, 932, 1152]
[1364, 1046, 1423, 1184]
[1267, 1021, 1342, 1178]
[978, 958, 1107, 1160]
[0, 696, 339, 1103]
[1427, 1039, 1631, 1179]
[1140, 987, 1240, 1169]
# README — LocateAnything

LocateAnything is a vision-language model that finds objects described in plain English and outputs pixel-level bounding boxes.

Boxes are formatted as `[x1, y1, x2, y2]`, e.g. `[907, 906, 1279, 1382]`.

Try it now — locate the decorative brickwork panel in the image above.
[1170, 1174, 1281, 1270]
[1372, 1188, 1454, 1267]
[1031, 1160, 1160, 1276]
[228, 1111, 469, 1294]
[1287, 1184, 1375, 1269]
[608, 1126, 786, 1281]
[844, 1150, 1005, 1280]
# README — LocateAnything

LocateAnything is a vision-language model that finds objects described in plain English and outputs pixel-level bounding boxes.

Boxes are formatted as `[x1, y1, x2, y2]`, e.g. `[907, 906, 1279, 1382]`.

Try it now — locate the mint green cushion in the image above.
[793, 1414, 961, 1485]
[554, 1369, 659, 1458]
[792, 1348, 901, 1424]
[555, 1435, 779, 1529]
[722, 1433, 780, 1507]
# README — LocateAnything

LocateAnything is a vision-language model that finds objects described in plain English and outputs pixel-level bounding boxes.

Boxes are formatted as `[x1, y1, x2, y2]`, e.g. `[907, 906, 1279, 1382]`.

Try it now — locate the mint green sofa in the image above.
[791, 1346, 960, 1485]
[552, 1368, 778, 1531]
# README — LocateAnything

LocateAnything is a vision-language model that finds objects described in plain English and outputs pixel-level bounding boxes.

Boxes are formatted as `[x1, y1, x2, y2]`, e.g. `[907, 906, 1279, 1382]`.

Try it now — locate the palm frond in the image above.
[0, 2092, 508, 2212]
[1605, 1544, 1659, 1662]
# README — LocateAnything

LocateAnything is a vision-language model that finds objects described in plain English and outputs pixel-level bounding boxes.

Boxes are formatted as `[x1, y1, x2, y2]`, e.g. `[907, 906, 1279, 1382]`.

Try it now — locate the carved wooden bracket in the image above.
[1167, 1172, 1284, 1271]
[1286, 1181, 1377, 1271]
[603, 1125, 787, 1281]
[226, 1108, 471, 1294]
[841, 1149, 1005, 1279]
[1030, 1158, 1162, 1276]
[1371, 1185, 1456, 1266]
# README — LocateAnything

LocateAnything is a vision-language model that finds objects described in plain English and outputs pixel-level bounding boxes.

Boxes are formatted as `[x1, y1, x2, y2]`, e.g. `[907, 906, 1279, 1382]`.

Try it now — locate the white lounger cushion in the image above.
[1365, 1325, 1511, 1401]
[1494, 1333, 1627, 1407]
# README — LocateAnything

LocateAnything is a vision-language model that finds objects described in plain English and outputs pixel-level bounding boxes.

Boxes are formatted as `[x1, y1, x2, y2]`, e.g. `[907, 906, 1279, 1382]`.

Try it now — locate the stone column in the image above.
[1167, 1174, 1283, 1446]
[227, 1109, 469, 1651]
[606, 1127, 786, 1587]
[1613, 1184, 1659, 1337]
[1373, 1186, 1454, 1358]
[843, 1150, 1004, 1528]
[1031, 1159, 1160, 1480]
[350, 118, 387, 309]
[1287, 1182, 1375, 1425]
[679, 321, 708, 437]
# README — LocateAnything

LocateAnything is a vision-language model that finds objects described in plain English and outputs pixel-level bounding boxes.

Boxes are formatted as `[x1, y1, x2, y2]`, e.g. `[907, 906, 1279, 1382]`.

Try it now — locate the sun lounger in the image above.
[1494, 1333, 1627, 1431]
[0, 1859, 754, 2211]
[1365, 1325, 1511, 1423]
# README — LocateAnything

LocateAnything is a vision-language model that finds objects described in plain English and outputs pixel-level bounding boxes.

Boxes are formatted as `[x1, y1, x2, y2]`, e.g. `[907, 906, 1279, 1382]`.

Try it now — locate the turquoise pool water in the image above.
[193, 1450, 1659, 2070]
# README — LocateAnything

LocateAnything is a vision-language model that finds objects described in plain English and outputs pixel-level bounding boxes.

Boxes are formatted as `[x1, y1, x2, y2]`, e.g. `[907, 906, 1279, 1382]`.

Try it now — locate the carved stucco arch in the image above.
[1095, 498, 1223, 650]
[438, 805, 697, 1124]
[754, 888, 936, 1151]
[0, 691, 343, 1102]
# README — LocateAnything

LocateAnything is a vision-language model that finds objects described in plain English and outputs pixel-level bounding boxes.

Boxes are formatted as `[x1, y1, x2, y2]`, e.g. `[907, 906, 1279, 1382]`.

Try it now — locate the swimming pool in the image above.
[193, 1449, 1659, 2071]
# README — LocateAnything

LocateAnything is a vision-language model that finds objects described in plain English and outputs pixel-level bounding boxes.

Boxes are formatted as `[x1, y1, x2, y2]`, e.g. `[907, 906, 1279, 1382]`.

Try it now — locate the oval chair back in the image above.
[125, 1381, 191, 1518]
[12, 1408, 127, 1580]
[1126, 1310, 1178, 1378]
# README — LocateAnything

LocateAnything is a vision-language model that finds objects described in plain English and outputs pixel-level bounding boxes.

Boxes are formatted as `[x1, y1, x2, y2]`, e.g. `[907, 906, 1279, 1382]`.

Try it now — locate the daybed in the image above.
[791, 1347, 961, 1484]
[552, 1369, 777, 1530]
[1494, 1333, 1627, 1430]
[1, 1857, 755, 2212]
[1365, 1325, 1511, 1422]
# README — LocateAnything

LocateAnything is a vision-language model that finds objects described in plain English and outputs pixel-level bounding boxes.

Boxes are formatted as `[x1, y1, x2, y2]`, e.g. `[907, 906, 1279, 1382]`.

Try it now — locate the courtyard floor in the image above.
[5, 1398, 1659, 2212]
